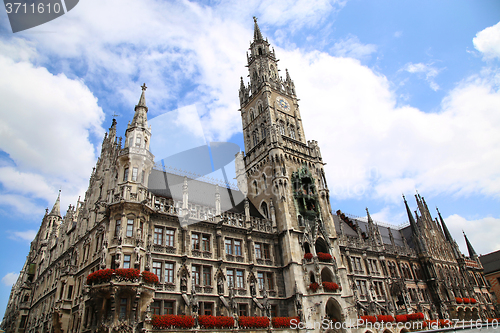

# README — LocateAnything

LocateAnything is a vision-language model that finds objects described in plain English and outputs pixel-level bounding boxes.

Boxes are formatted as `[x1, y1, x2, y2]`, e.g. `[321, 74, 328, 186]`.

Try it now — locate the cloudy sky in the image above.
[0, 0, 499, 317]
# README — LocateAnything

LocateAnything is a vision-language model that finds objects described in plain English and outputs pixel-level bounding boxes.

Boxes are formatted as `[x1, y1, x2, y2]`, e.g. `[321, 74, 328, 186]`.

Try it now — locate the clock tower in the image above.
[238, 18, 353, 323]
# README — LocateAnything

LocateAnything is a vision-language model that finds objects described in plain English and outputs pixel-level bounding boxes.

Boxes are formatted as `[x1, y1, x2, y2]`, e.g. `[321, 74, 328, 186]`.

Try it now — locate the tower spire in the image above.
[253, 16, 263, 41]
[463, 231, 477, 258]
[49, 190, 61, 216]
[131, 83, 148, 128]
[436, 207, 453, 242]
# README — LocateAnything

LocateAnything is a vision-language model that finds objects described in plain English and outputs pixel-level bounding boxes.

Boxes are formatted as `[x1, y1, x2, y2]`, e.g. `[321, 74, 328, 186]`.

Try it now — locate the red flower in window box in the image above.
[407, 312, 424, 321]
[199, 315, 234, 329]
[115, 268, 140, 281]
[359, 316, 376, 324]
[304, 253, 313, 260]
[151, 315, 195, 329]
[238, 316, 270, 329]
[470, 298, 477, 304]
[439, 319, 452, 327]
[317, 252, 333, 261]
[395, 314, 408, 323]
[309, 282, 319, 292]
[86, 269, 114, 285]
[377, 315, 394, 323]
[272, 317, 300, 328]
[455, 297, 463, 303]
[322, 281, 340, 292]
[463, 298, 470, 304]
[141, 271, 159, 284]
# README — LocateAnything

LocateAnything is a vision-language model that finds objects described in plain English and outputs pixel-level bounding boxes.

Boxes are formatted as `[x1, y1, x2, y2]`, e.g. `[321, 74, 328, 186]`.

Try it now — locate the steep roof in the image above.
[148, 168, 264, 218]
[479, 250, 500, 275]
[332, 214, 410, 247]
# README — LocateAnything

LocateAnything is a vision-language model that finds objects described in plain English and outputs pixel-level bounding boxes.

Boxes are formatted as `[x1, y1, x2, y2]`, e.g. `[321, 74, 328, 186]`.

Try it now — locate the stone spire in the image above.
[253, 16, 263, 41]
[403, 194, 426, 253]
[437, 207, 453, 242]
[49, 190, 61, 217]
[463, 232, 477, 258]
[131, 83, 148, 128]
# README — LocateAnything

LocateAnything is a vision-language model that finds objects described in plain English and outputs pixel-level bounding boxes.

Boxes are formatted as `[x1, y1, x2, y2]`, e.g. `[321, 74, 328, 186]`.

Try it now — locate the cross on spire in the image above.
[141, 83, 147, 91]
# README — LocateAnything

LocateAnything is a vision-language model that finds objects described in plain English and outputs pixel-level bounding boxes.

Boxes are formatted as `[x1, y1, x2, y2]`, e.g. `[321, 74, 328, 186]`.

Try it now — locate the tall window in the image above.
[261, 124, 267, 139]
[164, 301, 174, 315]
[260, 202, 269, 218]
[253, 131, 259, 146]
[227, 269, 235, 288]
[202, 235, 210, 252]
[153, 262, 162, 280]
[278, 121, 285, 135]
[151, 301, 160, 315]
[239, 304, 248, 317]
[132, 167, 138, 181]
[115, 220, 121, 237]
[119, 298, 127, 319]
[234, 240, 242, 256]
[263, 244, 270, 259]
[165, 263, 174, 284]
[203, 267, 211, 286]
[192, 266, 201, 286]
[192, 233, 200, 251]
[126, 219, 134, 237]
[257, 272, 265, 290]
[236, 270, 244, 289]
[135, 136, 141, 147]
[255, 243, 262, 259]
[266, 272, 274, 290]
[154, 227, 163, 245]
[123, 168, 129, 181]
[290, 126, 296, 139]
[123, 255, 131, 269]
[225, 239, 233, 255]
[203, 302, 213, 316]
[165, 229, 175, 247]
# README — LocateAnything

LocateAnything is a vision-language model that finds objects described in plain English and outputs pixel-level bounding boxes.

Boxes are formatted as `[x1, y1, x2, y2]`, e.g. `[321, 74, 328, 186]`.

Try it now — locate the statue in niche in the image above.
[250, 280, 256, 297]
[263, 289, 271, 317]
[181, 273, 188, 293]
[217, 275, 224, 295]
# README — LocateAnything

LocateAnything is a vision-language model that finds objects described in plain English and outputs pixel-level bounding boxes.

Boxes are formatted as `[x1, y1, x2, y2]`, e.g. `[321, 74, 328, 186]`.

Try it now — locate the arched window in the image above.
[260, 202, 269, 219]
[253, 71, 258, 81]
[252, 131, 259, 146]
[261, 124, 266, 139]
[250, 111, 255, 122]
[135, 136, 141, 147]
[262, 174, 267, 189]
[252, 180, 258, 196]
[258, 104, 263, 113]
[290, 126, 296, 139]
[278, 121, 285, 135]
[258, 48, 263, 55]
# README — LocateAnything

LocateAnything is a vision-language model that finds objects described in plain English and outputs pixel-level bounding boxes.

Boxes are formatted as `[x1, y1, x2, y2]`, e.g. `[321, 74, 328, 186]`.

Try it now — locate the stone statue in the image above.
[191, 289, 199, 315]
[181, 274, 187, 293]
[263, 289, 271, 317]
[217, 275, 224, 295]
[250, 280, 256, 297]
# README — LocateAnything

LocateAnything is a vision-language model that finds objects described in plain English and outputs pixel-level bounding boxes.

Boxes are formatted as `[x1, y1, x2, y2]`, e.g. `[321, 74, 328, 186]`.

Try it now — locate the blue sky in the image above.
[0, 0, 499, 317]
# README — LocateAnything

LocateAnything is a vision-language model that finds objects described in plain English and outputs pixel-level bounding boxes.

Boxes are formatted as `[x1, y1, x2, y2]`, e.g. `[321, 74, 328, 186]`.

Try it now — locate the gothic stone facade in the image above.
[2, 19, 496, 333]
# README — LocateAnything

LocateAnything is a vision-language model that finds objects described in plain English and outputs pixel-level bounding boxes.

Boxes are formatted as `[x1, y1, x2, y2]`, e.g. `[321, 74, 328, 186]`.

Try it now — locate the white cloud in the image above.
[277, 48, 500, 203]
[331, 35, 377, 60]
[445, 214, 500, 256]
[473, 21, 500, 60]
[8, 230, 38, 242]
[1, 272, 19, 287]
[0, 42, 105, 215]
[403, 62, 442, 91]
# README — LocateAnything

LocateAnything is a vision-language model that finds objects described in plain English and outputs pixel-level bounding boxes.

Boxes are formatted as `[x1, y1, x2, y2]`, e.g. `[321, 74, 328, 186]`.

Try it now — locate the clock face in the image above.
[276, 96, 290, 111]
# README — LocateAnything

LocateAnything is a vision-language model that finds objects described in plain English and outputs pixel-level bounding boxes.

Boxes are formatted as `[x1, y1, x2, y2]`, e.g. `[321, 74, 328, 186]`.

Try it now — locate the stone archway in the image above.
[325, 297, 342, 323]
[321, 267, 334, 283]
[472, 308, 479, 320]
[457, 307, 465, 320]
[315, 237, 329, 254]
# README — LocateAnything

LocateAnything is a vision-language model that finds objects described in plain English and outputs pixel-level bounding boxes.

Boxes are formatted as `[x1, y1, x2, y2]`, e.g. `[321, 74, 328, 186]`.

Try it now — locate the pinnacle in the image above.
[253, 16, 263, 41]
[49, 190, 61, 217]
